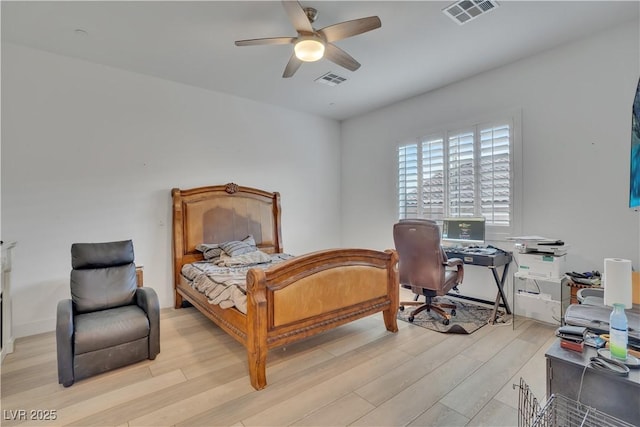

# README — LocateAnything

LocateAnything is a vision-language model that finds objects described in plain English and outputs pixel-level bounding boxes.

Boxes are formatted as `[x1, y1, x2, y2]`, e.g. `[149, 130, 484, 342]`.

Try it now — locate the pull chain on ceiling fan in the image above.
[235, 1, 381, 78]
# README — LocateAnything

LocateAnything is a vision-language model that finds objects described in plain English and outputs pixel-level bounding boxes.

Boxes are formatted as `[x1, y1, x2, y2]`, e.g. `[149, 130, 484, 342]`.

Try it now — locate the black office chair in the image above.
[56, 240, 160, 387]
[393, 219, 464, 325]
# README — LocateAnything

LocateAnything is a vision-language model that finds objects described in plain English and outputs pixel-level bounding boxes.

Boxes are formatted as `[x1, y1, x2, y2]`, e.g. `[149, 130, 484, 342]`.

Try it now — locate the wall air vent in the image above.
[315, 72, 347, 87]
[443, 0, 499, 25]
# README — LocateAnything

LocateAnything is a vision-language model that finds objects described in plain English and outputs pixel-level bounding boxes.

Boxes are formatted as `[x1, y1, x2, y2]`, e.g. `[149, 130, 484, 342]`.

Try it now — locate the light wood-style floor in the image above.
[1, 291, 556, 427]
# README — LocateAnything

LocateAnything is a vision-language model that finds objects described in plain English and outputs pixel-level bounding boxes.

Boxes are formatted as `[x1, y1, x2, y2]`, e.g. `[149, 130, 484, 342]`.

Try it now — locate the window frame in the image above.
[396, 111, 522, 242]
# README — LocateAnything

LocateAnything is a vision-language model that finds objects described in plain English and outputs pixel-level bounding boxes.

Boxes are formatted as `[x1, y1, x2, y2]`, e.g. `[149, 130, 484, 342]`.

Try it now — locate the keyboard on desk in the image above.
[467, 247, 497, 255]
[443, 246, 496, 255]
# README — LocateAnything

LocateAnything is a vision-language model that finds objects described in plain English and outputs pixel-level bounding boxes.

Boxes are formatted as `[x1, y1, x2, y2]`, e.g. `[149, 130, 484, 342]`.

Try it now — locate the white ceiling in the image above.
[2, 1, 639, 121]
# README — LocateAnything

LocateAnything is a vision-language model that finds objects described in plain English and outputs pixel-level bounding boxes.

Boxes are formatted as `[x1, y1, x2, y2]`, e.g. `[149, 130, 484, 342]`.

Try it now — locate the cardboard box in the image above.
[517, 253, 566, 279]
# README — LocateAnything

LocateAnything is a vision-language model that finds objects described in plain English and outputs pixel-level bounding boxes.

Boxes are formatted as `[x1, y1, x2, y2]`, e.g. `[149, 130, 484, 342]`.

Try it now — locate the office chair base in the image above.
[402, 298, 457, 325]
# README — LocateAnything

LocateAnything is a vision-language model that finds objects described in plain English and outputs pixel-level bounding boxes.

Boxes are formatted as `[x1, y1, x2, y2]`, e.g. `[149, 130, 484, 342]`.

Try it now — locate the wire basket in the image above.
[514, 378, 635, 427]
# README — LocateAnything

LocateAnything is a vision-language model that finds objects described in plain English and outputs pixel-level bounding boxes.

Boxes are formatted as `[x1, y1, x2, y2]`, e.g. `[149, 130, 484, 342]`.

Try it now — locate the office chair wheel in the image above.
[399, 305, 405, 311]
[408, 315, 415, 323]
[451, 309, 456, 316]
[442, 318, 450, 325]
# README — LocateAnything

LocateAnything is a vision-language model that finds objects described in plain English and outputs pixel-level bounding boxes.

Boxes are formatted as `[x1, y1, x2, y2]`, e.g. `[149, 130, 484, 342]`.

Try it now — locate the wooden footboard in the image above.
[245, 248, 399, 389]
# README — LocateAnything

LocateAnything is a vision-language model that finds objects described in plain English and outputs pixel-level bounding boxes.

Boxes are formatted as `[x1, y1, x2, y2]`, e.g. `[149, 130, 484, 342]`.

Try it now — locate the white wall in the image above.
[1, 43, 342, 337]
[3, 21, 640, 338]
[340, 21, 640, 302]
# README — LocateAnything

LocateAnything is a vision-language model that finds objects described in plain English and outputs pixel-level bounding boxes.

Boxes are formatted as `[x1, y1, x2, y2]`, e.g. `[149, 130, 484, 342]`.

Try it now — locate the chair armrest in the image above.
[446, 257, 464, 268]
[56, 299, 74, 387]
[445, 257, 464, 283]
[136, 287, 160, 358]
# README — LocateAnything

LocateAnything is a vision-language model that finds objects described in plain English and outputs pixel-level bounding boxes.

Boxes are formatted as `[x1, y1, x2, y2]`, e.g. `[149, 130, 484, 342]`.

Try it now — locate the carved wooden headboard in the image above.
[171, 183, 283, 284]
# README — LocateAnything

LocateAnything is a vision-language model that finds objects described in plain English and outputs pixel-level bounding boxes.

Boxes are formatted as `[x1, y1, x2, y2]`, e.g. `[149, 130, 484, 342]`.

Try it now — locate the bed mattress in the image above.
[181, 252, 293, 314]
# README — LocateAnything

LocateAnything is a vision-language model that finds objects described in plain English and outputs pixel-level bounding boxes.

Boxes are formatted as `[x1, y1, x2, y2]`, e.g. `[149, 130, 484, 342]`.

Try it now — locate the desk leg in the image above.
[490, 262, 512, 322]
[490, 291, 502, 325]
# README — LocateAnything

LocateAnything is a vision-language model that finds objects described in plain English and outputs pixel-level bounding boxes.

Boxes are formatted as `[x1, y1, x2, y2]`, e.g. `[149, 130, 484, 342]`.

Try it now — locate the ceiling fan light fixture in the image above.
[234, 2, 380, 77]
[294, 37, 325, 62]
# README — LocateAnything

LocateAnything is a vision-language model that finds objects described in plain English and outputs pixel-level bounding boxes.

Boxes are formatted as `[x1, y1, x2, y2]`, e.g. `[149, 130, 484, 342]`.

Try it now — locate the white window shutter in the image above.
[398, 144, 419, 219]
[421, 138, 445, 220]
[397, 120, 512, 228]
[480, 125, 511, 225]
[448, 131, 475, 217]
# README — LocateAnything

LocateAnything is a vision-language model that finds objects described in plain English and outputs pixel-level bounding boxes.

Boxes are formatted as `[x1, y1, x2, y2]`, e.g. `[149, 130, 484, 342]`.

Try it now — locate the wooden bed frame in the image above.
[171, 183, 399, 390]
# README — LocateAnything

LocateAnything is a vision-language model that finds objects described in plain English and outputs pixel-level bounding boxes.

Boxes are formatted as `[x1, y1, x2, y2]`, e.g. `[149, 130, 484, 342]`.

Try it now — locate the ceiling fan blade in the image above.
[281, 0, 313, 34]
[235, 37, 295, 47]
[318, 16, 381, 43]
[324, 43, 361, 72]
[283, 53, 303, 78]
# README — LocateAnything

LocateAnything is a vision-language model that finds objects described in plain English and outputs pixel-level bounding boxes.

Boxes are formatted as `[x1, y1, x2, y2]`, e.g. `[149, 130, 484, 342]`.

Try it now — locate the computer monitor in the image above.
[441, 217, 486, 246]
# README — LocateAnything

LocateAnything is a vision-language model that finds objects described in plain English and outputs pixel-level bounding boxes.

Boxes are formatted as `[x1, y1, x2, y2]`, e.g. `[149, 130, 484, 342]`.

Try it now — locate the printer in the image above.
[512, 238, 568, 256]
[508, 236, 569, 278]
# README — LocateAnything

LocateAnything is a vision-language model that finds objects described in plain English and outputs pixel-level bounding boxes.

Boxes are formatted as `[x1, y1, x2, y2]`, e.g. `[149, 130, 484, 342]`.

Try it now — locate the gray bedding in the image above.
[181, 251, 293, 313]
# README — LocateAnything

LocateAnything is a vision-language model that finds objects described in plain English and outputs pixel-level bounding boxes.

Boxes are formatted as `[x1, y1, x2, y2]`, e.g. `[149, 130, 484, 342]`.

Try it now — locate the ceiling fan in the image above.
[234, 1, 381, 78]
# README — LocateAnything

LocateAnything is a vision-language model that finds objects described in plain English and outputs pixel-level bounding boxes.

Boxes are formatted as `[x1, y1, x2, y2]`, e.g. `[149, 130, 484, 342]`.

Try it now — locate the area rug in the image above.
[397, 298, 493, 334]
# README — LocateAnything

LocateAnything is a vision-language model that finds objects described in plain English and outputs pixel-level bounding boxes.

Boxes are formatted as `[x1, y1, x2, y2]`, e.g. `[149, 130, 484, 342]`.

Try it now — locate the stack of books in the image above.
[556, 325, 586, 352]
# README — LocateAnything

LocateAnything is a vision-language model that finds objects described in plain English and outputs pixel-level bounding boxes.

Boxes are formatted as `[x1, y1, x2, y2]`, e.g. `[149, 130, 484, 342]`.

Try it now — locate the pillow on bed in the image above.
[219, 236, 258, 257]
[197, 236, 257, 259]
[195, 243, 223, 260]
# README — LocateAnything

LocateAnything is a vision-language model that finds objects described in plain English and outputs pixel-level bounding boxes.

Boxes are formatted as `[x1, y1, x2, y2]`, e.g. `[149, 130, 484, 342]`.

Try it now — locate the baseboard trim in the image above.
[14, 317, 54, 339]
[1, 337, 15, 361]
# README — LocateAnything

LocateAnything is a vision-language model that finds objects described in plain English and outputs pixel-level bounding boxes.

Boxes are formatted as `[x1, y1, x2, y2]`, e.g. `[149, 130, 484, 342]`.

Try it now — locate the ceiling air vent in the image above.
[315, 72, 347, 87]
[443, 0, 499, 25]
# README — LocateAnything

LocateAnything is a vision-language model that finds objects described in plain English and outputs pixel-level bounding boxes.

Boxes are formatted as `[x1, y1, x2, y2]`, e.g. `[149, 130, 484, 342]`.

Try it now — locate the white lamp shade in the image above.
[294, 38, 325, 62]
[603, 258, 632, 308]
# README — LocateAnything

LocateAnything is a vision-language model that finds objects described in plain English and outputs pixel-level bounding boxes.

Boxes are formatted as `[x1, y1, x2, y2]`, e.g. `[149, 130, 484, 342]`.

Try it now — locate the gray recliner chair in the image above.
[56, 240, 160, 387]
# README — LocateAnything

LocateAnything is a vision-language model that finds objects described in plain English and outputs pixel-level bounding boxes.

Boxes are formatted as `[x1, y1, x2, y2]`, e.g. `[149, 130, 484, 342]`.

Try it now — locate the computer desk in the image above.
[444, 247, 513, 324]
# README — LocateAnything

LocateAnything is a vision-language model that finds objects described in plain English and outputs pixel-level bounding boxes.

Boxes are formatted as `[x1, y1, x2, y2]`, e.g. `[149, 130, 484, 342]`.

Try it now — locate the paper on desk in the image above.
[507, 236, 557, 242]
